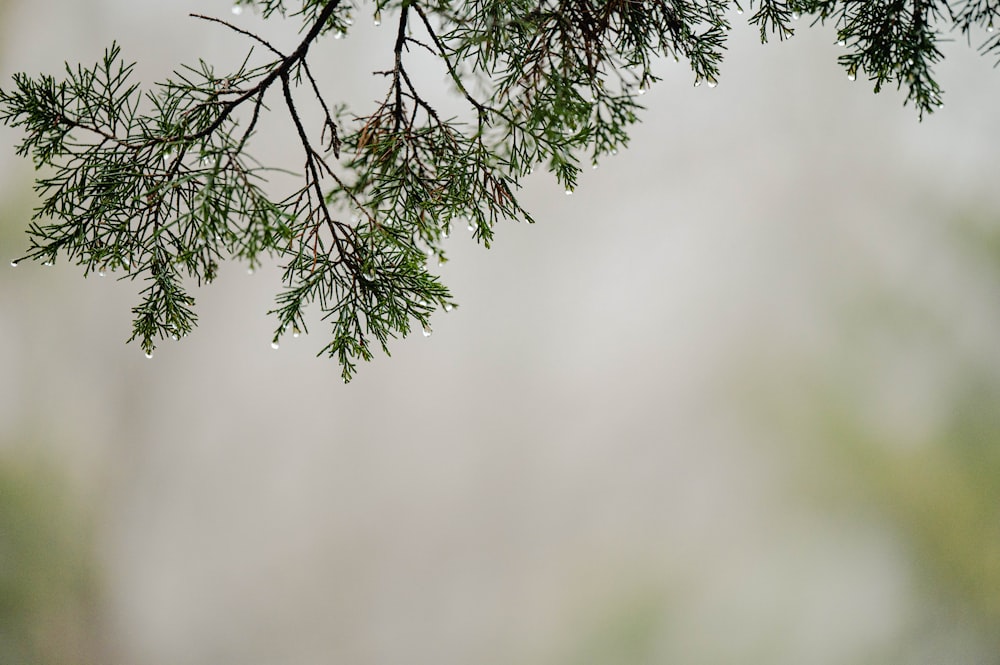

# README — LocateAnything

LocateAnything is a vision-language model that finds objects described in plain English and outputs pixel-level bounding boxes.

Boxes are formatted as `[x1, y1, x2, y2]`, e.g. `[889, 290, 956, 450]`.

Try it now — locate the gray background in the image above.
[2, 2, 999, 664]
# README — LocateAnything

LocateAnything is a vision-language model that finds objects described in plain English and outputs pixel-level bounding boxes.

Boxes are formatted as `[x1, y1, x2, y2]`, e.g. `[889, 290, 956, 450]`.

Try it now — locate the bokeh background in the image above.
[2, 2, 1000, 664]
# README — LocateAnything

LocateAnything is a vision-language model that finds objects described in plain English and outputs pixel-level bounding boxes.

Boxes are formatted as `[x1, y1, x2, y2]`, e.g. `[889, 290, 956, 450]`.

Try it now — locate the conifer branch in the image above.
[1, 0, 997, 379]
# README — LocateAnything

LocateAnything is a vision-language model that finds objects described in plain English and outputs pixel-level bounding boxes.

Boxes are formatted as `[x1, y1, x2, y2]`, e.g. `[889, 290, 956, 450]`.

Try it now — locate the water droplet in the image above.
[271, 341, 280, 350]
[736, 7, 743, 14]
[694, 81, 702, 87]
[592, 163, 599, 170]
[442, 229, 449, 239]
[98, 270, 106, 277]
[374, 10, 381, 26]
[171, 334, 179, 341]
[847, 73, 856, 81]
[292, 331, 300, 339]
[444, 303, 453, 312]
[707, 80, 718, 88]
[837, 39, 846, 46]
[247, 268, 254, 275]
[231, 5, 243, 15]
[422, 325, 432, 337]
[989, 25, 995, 33]
[43, 261, 53, 267]
[9, 260, 18, 268]
[565, 189, 574, 195]
[611, 149, 618, 155]
[145, 351, 153, 359]
[333, 31, 344, 39]
[468, 223, 475, 231]
[345, 17, 353, 26]
[792, 11, 801, 20]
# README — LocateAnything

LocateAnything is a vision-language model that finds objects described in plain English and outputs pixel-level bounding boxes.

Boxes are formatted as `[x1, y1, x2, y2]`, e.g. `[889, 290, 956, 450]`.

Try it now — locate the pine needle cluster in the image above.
[1, 0, 996, 380]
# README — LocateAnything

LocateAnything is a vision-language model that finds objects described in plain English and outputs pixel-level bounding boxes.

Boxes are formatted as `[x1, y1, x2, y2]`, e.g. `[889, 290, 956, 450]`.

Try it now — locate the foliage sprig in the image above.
[2, 0, 997, 379]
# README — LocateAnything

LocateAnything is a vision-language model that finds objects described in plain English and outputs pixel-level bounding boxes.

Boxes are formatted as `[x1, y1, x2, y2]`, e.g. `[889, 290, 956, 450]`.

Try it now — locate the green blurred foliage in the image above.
[0, 451, 103, 665]
[561, 588, 667, 665]
[740, 205, 1000, 661]
[815, 215, 1000, 657]
[834, 396, 1000, 636]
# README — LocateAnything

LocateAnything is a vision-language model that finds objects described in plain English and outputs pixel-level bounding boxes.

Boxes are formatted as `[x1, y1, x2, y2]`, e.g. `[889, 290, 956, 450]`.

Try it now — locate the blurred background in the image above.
[2, 2, 1000, 664]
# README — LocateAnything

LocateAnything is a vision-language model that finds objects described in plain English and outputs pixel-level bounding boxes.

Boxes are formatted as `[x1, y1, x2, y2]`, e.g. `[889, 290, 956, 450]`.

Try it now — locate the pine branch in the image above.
[1, 0, 997, 379]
